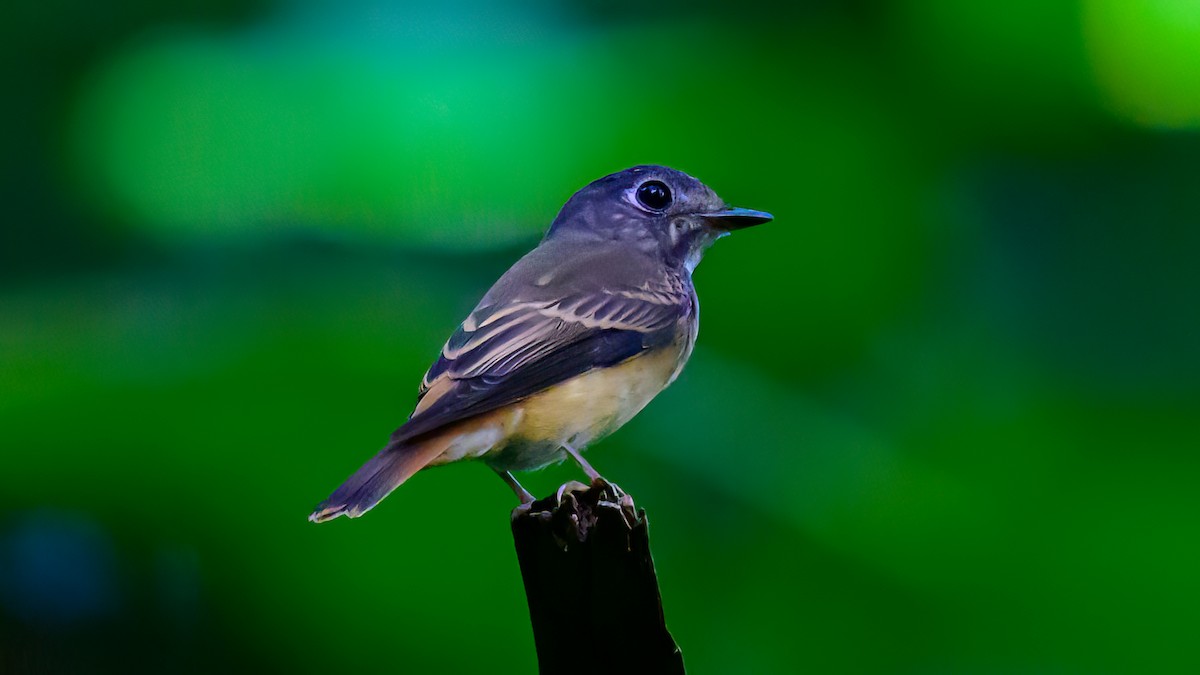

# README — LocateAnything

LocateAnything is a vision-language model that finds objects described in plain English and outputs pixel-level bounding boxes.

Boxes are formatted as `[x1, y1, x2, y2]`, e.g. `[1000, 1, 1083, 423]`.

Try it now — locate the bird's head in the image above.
[545, 165, 772, 273]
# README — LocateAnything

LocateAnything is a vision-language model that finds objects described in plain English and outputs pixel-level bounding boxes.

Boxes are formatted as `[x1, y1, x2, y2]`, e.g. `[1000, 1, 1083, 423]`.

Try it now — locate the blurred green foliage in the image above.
[2, 1, 1199, 673]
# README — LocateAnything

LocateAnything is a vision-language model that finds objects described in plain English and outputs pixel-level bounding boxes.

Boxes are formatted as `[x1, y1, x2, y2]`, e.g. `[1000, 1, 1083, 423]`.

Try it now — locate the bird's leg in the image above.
[562, 442, 626, 500]
[494, 468, 536, 504]
[562, 442, 603, 483]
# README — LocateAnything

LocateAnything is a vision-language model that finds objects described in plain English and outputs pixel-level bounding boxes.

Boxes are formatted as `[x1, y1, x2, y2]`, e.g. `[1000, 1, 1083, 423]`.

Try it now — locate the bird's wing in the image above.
[392, 281, 690, 444]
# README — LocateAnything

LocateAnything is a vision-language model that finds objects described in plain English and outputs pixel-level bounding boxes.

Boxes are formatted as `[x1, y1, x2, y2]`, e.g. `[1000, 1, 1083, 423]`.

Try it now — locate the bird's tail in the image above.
[309, 434, 450, 523]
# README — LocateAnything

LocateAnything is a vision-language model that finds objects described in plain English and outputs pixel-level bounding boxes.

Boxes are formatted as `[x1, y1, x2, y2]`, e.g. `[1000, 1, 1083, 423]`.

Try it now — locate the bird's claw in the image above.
[590, 476, 626, 502]
[555, 480, 591, 503]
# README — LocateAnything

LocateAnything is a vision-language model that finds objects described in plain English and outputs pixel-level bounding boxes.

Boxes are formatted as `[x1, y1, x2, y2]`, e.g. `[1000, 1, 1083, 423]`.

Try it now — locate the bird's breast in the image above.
[484, 324, 694, 471]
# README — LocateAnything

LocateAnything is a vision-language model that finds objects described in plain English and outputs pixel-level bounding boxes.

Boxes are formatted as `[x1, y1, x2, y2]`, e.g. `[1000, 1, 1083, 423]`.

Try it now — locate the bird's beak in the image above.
[700, 207, 774, 231]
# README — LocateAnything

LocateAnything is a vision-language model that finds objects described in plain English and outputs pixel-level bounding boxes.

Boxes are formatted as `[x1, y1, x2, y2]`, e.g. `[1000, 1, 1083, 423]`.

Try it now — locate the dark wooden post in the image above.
[510, 480, 685, 675]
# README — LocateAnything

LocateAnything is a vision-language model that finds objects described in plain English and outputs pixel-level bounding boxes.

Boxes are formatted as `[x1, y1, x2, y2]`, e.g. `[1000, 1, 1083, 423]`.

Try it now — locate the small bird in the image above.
[310, 165, 771, 522]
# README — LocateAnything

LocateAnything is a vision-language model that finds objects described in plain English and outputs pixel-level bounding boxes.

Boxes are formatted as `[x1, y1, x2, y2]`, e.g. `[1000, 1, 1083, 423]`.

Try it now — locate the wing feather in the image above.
[399, 283, 689, 444]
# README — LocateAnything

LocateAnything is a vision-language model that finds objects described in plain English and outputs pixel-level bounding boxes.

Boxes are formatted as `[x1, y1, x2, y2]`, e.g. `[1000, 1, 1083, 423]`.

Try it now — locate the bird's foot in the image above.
[555, 480, 591, 503]
[588, 477, 631, 514]
[510, 480, 589, 522]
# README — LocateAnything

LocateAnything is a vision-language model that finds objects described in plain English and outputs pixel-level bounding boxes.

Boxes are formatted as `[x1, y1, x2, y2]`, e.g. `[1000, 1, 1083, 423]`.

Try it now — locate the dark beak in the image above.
[700, 207, 774, 231]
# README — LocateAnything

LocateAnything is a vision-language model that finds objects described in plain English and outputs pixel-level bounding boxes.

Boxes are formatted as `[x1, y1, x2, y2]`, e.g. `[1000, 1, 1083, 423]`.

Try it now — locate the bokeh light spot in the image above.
[1084, 0, 1200, 129]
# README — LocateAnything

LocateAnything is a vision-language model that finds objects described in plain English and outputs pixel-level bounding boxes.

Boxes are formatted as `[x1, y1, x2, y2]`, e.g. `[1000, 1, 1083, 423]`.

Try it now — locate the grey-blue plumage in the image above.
[310, 165, 771, 522]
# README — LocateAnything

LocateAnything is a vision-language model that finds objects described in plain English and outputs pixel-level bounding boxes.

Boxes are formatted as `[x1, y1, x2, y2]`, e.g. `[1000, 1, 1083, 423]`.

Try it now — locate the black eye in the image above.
[636, 180, 673, 211]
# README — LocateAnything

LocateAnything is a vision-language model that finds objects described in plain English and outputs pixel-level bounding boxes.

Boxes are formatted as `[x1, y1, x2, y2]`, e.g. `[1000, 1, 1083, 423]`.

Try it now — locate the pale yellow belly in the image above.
[427, 343, 685, 471]
[517, 344, 680, 445]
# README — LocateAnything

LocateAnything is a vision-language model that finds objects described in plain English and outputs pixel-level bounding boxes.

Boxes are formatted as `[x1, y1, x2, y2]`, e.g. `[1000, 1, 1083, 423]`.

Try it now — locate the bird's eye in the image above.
[636, 181, 673, 212]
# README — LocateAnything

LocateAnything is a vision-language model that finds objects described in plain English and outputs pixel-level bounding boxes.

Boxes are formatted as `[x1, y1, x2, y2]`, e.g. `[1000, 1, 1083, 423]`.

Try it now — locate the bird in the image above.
[309, 165, 772, 522]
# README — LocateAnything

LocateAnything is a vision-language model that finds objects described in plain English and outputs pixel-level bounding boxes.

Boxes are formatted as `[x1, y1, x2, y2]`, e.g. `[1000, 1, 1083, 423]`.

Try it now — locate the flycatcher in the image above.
[310, 165, 772, 522]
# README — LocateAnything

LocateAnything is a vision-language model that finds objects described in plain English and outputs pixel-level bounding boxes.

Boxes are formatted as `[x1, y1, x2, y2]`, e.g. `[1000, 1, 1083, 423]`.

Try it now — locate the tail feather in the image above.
[309, 436, 449, 523]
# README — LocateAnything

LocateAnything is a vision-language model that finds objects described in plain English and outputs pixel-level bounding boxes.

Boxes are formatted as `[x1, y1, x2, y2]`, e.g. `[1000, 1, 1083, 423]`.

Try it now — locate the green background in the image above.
[3, 1, 1199, 673]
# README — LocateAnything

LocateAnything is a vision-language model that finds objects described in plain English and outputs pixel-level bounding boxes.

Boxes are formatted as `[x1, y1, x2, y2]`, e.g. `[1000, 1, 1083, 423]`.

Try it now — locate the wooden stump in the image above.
[510, 480, 685, 675]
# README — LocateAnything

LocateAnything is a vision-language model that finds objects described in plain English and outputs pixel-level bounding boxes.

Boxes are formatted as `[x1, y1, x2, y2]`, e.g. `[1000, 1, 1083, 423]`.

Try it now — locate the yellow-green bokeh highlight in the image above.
[1084, 0, 1200, 129]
